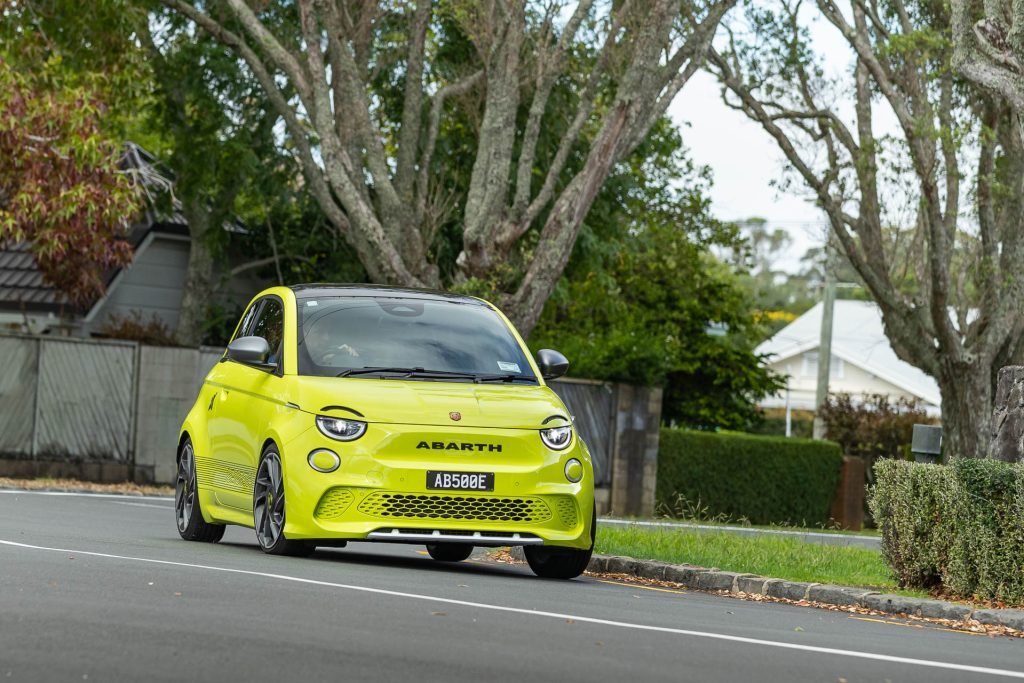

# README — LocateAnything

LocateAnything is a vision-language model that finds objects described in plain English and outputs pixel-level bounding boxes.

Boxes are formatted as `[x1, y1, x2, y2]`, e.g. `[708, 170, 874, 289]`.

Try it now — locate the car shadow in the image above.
[214, 540, 545, 581]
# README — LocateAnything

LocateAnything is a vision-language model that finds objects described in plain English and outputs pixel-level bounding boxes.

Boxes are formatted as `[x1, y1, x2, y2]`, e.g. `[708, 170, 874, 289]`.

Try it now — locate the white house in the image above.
[756, 300, 941, 415]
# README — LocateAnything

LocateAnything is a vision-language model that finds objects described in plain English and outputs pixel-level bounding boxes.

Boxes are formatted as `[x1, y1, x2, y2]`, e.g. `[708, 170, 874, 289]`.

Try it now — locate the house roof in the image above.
[0, 143, 238, 314]
[755, 300, 942, 407]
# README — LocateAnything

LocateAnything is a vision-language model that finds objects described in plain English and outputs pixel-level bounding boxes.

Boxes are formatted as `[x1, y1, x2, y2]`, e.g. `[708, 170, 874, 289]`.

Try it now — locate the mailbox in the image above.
[911, 424, 942, 464]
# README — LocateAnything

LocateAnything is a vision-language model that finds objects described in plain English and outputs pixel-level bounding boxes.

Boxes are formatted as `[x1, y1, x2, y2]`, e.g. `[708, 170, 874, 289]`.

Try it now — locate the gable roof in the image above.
[756, 300, 942, 407]
[0, 143, 240, 315]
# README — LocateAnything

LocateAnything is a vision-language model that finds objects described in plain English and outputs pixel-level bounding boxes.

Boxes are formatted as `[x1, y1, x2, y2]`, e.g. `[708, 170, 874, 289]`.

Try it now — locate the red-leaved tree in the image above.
[0, 56, 138, 308]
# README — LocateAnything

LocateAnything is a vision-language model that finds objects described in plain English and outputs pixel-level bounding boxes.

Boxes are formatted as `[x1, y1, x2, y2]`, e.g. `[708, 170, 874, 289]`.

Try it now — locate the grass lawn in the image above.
[595, 523, 897, 590]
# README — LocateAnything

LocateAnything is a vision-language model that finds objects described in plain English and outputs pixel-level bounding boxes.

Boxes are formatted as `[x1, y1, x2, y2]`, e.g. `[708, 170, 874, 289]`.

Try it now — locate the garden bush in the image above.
[820, 393, 935, 463]
[657, 429, 843, 526]
[871, 458, 1024, 603]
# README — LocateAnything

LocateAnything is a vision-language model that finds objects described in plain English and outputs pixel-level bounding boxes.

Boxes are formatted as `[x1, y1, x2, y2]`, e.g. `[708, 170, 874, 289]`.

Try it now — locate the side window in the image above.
[233, 302, 261, 343]
[250, 298, 285, 366]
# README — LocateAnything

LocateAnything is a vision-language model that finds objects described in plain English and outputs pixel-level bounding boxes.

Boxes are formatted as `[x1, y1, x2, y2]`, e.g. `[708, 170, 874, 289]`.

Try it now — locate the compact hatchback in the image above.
[175, 285, 595, 579]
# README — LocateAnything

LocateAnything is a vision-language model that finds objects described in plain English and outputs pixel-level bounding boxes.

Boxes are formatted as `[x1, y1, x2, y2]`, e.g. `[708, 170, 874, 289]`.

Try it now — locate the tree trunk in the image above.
[176, 203, 214, 347]
[936, 358, 993, 460]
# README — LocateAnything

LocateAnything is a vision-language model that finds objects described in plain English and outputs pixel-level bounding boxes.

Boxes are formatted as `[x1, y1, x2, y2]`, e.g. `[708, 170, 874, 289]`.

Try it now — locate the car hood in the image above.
[294, 377, 569, 429]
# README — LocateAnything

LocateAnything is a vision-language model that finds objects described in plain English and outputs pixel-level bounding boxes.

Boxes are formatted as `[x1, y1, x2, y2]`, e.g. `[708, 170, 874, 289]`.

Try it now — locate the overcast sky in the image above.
[666, 14, 858, 273]
[668, 71, 826, 271]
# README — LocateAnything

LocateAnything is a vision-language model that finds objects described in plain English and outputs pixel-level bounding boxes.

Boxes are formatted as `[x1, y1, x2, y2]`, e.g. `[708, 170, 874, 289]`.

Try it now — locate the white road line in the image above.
[0, 489, 174, 502]
[1, 539, 1020, 679]
[112, 502, 171, 510]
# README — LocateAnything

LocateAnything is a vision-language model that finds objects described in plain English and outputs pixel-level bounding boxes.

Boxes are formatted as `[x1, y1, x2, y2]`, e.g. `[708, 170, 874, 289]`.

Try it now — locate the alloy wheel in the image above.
[175, 443, 196, 533]
[254, 452, 286, 549]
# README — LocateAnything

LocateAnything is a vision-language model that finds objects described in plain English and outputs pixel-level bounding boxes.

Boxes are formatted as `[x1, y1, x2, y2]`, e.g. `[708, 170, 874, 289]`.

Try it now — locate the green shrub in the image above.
[871, 458, 1024, 603]
[657, 429, 844, 526]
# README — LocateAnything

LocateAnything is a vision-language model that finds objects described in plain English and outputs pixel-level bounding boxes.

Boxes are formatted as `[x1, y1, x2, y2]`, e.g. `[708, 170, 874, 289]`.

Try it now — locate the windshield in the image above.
[296, 296, 537, 383]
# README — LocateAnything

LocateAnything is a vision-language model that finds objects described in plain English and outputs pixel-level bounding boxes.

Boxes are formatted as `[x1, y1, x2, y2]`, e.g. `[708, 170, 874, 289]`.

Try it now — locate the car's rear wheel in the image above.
[426, 543, 474, 562]
[175, 438, 225, 543]
[253, 445, 314, 557]
[524, 506, 596, 579]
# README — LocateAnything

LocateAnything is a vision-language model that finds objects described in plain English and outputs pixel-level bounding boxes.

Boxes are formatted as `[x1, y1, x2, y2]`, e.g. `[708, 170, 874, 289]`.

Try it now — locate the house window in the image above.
[802, 352, 844, 379]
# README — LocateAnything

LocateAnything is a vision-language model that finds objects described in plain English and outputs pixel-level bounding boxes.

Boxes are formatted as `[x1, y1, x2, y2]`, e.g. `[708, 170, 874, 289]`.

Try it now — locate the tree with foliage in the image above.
[159, 0, 736, 336]
[0, 55, 138, 307]
[531, 125, 781, 429]
[139, 9, 288, 345]
[710, 0, 1024, 458]
[0, 1, 149, 308]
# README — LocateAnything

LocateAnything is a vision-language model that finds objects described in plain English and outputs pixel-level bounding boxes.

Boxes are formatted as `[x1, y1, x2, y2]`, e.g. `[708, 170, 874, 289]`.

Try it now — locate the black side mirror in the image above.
[536, 349, 569, 380]
[226, 335, 275, 368]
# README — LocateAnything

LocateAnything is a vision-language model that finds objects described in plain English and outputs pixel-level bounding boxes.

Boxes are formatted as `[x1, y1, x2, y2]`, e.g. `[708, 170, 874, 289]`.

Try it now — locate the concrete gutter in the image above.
[586, 553, 1024, 632]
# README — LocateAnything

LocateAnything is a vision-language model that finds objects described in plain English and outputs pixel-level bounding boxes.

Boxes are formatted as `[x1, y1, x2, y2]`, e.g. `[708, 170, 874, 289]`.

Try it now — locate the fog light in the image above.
[564, 458, 583, 483]
[308, 448, 340, 473]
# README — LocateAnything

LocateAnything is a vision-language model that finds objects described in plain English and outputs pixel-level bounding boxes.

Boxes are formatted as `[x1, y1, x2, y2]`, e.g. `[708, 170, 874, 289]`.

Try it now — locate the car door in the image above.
[208, 296, 287, 511]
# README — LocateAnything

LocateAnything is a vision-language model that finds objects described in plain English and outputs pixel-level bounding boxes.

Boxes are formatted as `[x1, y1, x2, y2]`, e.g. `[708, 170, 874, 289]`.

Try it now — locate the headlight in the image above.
[316, 415, 367, 441]
[540, 425, 573, 450]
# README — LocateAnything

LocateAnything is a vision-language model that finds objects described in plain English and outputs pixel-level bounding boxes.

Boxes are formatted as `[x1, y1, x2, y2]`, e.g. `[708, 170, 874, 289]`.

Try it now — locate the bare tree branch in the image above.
[395, 0, 433, 198]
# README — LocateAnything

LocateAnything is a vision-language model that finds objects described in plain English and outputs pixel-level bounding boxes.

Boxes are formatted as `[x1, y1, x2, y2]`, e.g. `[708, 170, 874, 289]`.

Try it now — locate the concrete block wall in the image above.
[609, 384, 663, 517]
[134, 346, 222, 484]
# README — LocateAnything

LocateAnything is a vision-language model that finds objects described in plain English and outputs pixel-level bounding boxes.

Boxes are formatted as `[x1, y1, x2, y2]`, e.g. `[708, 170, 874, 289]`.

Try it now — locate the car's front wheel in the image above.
[253, 445, 314, 557]
[524, 507, 596, 579]
[426, 543, 473, 562]
[175, 438, 225, 543]
[524, 545, 593, 579]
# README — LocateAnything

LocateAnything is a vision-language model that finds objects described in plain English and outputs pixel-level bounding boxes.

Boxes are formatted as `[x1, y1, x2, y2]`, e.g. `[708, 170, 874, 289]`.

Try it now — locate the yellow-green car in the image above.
[175, 285, 595, 579]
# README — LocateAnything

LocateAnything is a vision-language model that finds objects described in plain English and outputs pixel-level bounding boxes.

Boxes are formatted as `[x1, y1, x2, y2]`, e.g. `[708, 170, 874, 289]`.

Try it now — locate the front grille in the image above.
[314, 488, 355, 519]
[554, 496, 578, 529]
[358, 492, 552, 523]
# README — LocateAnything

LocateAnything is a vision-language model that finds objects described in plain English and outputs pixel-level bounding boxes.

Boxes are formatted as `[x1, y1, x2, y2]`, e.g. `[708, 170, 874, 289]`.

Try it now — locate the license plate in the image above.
[426, 471, 495, 492]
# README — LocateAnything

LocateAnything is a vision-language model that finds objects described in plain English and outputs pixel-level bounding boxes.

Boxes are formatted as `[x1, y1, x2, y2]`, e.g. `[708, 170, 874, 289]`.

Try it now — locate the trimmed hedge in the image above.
[657, 429, 844, 526]
[870, 458, 1024, 603]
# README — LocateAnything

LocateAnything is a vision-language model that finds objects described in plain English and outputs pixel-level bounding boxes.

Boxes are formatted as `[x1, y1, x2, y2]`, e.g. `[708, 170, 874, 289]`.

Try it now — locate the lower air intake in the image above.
[314, 488, 355, 519]
[358, 492, 552, 523]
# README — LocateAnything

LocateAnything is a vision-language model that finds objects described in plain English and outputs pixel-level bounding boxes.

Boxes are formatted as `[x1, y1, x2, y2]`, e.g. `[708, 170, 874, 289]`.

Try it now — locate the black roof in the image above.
[289, 283, 486, 305]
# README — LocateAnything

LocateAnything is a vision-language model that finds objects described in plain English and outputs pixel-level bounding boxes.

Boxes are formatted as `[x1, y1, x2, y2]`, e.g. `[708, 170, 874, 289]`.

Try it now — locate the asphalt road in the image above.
[1, 490, 1021, 682]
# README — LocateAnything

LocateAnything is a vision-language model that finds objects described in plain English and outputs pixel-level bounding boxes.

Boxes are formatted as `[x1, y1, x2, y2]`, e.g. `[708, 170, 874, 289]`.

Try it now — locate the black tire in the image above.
[253, 445, 315, 557]
[426, 543, 474, 562]
[176, 438, 226, 543]
[524, 505, 596, 579]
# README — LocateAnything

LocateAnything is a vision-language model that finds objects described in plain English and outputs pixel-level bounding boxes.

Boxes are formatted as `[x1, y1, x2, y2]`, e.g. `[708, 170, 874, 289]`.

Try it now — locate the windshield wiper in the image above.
[473, 373, 534, 383]
[337, 366, 423, 377]
[337, 366, 479, 380]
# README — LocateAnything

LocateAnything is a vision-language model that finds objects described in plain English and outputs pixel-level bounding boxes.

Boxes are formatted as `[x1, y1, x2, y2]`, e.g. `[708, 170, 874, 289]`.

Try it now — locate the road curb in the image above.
[584, 553, 1024, 631]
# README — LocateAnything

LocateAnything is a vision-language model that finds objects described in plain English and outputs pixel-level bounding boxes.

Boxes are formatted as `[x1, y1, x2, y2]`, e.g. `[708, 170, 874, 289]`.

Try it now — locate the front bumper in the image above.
[279, 422, 595, 550]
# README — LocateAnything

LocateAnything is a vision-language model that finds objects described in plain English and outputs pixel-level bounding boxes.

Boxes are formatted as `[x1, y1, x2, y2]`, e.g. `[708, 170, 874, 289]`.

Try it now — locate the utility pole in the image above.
[813, 244, 836, 440]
